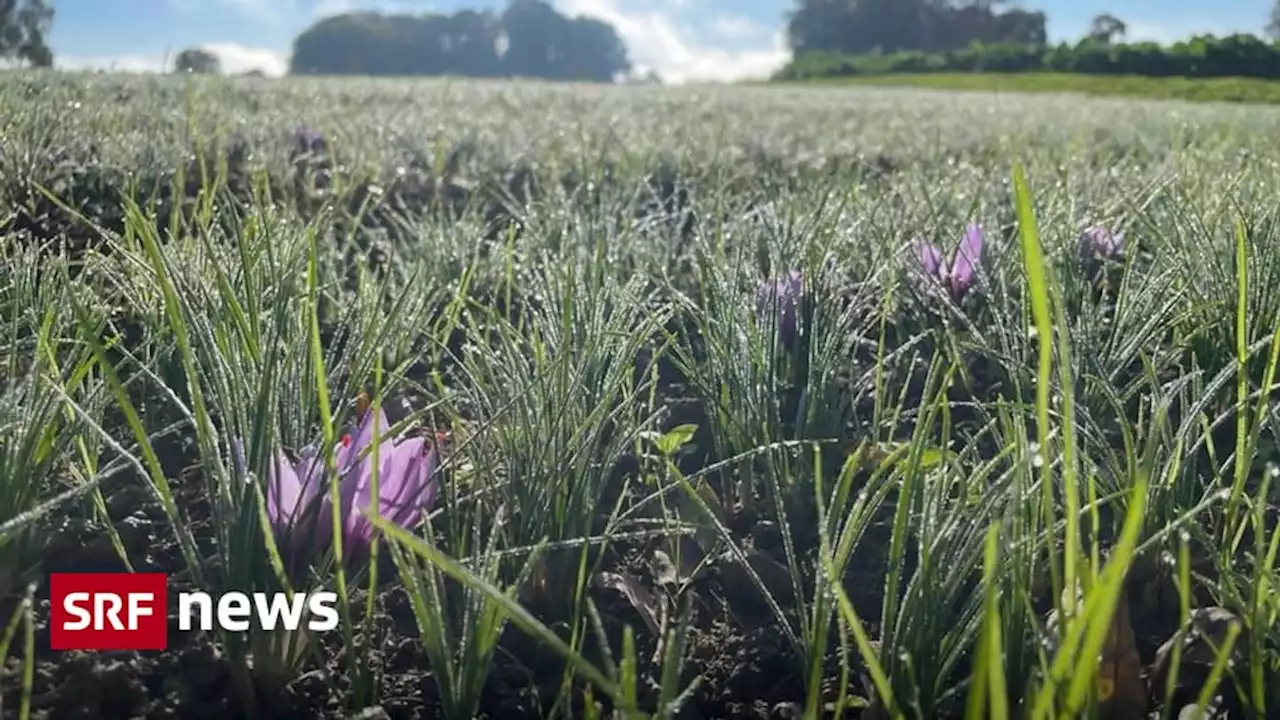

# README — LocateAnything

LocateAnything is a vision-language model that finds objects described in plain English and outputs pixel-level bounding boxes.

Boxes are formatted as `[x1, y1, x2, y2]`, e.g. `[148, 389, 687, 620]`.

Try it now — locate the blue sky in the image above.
[50, 0, 1275, 82]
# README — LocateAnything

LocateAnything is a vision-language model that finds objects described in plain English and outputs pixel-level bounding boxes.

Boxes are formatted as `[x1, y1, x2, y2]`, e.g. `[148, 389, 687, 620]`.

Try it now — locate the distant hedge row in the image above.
[775, 34, 1280, 81]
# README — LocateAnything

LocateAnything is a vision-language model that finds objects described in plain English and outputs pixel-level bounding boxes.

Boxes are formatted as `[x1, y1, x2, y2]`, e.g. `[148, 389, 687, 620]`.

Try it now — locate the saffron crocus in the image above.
[756, 270, 804, 346]
[256, 405, 441, 557]
[912, 223, 984, 302]
[1079, 225, 1124, 261]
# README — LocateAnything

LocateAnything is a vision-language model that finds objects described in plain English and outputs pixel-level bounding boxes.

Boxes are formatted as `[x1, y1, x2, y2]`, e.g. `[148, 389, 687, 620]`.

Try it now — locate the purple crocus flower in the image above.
[756, 270, 803, 346]
[1079, 225, 1124, 261]
[912, 223, 984, 302]
[246, 405, 441, 558]
[292, 127, 327, 158]
[343, 431, 440, 546]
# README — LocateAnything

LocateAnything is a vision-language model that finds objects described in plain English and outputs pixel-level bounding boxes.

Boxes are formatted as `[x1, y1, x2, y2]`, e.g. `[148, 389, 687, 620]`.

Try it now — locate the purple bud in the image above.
[1079, 225, 1124, 260]
[756, 270, 803, 346]
[292, 127, 327, 158]
[910, 222, 983, 303]
[948, 223, 983, 300]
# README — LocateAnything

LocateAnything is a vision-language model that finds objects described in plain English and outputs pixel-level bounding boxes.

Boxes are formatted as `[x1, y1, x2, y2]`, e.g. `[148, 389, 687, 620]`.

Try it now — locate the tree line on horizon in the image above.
[785, 0, 1049, 57]
[780, 1, 1280, 81]
[175, 0, 636, 82]
[9, 0, 1280, 83]
[1, 0, 635, 82]
[287, 1, 630, 81]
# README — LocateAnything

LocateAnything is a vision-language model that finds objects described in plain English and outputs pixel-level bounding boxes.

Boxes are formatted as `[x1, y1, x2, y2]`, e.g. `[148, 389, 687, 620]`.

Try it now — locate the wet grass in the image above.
[790, 71, 1280, 105]
[0, 70, 1278, 719]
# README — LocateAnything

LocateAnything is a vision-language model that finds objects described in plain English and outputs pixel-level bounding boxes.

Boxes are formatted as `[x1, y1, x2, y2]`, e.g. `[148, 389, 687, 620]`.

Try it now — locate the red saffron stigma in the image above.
[341, 434, 352, 448]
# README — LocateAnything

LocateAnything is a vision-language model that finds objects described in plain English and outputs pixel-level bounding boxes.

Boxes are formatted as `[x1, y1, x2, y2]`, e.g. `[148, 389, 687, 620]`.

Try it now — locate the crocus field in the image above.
[2, 71, 1280, 719]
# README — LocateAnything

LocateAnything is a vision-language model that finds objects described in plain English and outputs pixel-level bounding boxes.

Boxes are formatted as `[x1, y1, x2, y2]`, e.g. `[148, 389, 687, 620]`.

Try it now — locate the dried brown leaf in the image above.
[1098, 582, 1146, 719]
[595, 570, 664, 636]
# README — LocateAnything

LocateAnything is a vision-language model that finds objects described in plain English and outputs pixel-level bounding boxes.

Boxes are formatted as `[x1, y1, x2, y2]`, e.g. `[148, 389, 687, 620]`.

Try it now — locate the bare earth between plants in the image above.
[1, 74, 1278, 719]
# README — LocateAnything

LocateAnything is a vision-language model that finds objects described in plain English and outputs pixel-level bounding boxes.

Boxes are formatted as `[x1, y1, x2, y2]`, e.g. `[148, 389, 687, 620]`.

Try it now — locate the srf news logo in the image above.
[49, 573, 339, 651]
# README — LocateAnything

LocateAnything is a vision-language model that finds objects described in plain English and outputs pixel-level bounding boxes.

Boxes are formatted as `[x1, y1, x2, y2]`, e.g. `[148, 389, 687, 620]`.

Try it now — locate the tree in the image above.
[443, 10, 503, 76]
[989, 7, 1046, 45]
[1087, 13, 1127, 45]
[1269, 1, 1280, 41]
[173, 47, 221, 74]
[291, 12, 424, 75]
[785, 0, 1047, 56]
[500, 0, 569, 78]
[288, 3, 631, 81]
[786, 0, 858, 56]
[561, 17, 629, 81]
[0, 0, 54, 67]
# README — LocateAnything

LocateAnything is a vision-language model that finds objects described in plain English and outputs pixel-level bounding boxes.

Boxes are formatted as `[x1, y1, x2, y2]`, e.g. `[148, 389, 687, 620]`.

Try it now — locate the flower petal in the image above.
[949, 223, 983, 297]
[336, 406, 391, 472]
[382, 437, 438, 526]
[334, 407, 395, 528]
[1079, 225, 1125, 262]
[295, 446, 330, 514]
[343, 437, 439, 548]
[338, 431, 400, 546]
[266, 449, 304, 529]
[914, 238, 944, 278]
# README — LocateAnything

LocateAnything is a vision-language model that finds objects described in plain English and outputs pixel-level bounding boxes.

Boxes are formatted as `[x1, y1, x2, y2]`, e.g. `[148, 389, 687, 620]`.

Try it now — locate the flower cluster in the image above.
[748, 220, 1127, 345]
[905, 221, 1124, 305]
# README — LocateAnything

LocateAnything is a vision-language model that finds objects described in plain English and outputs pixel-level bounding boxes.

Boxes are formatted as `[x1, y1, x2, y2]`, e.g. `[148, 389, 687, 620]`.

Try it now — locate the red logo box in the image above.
[49, 573, 168, 651]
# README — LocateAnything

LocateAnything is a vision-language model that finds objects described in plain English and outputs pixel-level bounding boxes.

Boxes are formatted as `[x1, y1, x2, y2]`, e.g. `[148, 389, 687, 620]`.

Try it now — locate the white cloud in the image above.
[1119, 21, 1169, 43]
[166, 0, 300, 24]
[312, 0, 355, 18]
[554, 0, 788, 83]
[58, 52, 170, 74]
[202, 43, 290, 75]
[58, 43, 288, 76]
[708, 14, 763, 41]
[311, 0, 429, 19]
